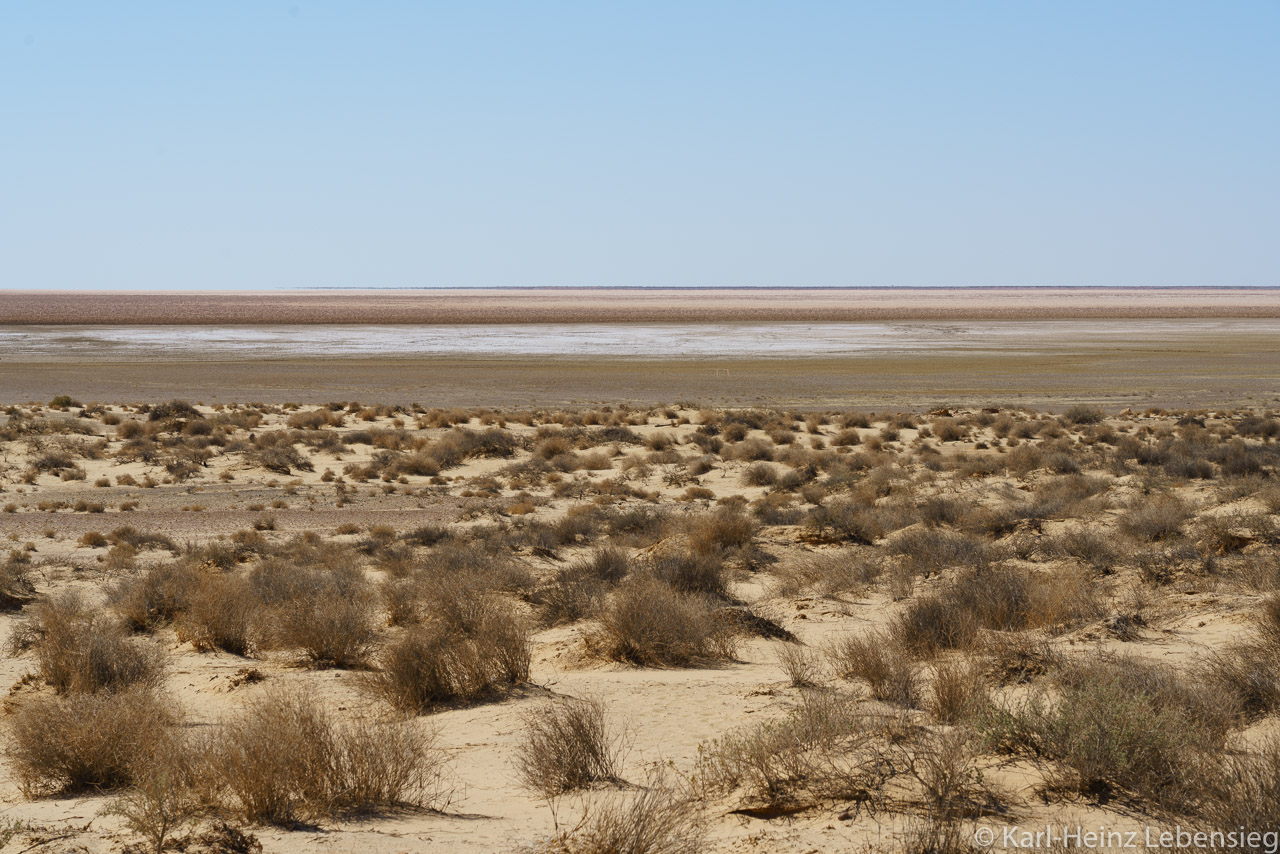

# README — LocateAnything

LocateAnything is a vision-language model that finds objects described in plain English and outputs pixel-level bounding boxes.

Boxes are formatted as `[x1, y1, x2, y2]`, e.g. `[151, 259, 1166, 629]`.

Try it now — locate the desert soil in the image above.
[0, 400, 1276, 853]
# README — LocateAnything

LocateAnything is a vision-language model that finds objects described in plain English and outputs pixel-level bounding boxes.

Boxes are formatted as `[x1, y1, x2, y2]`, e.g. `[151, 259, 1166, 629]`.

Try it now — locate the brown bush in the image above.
[9, 687, 177, 796]
[893, 565, 1102, 658]
[686, 509, 756, 555]
[1044, 527, 1118, 572]
[647, 549, 729, 599]
[0, 552, 35, 609]
[12, 592, 165, 693]
[285, 409, 344, 430]
[1198, 738, 1280, 850]
[251, 563, 377, 668]
[699, 690, 892, 809]
[831, 428, 862, 446]
[1206, 641, 1280, 719]
[176, 571, 257, 656]
[532, 547, 631, 627]
[1118, 494, 1192, 541]
[109, 560, 202, 631]
[522, 769, 703, 854]
[892, 594, 980, 656]
[740, 462, 777, 486]
[101, 736, 202, 853]
[885, 528, 999, 575]
[200, 687, 448, 825]
[978, 654, 1232, 808]
[767, 549, 880, 599]
[246, 441, 313, 475]
[775, 644, 823, 688]
[929, 660, 988, 725]
[805, 500, 888, 544]
[1205, 595, 1280, 718]
[515, 696, 622, 797]
[594, 577, 736, 666]
[827, 631, 920, 706]
[369, 599, 530, 712]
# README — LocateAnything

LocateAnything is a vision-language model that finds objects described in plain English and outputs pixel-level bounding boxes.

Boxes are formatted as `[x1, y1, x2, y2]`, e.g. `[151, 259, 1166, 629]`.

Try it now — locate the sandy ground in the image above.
[5, 288, 1280, 324]
[0, 402, 1276, 853]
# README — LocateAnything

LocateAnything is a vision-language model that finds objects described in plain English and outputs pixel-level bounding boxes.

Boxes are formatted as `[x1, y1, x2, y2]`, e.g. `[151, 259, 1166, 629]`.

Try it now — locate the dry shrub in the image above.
[827, 632, 920, 706]
[886, 528, 999, 575]
[285, 408, 344, 430]
[1043, 527, 1118, 572]
[594, 577, 736, 666]
[1206, 641, 1280, 719]
[917, 496, 964, 528]
[831, 428, 862, 446]
[246, 441, 313, 475]
[958, 565, 1102, 633]
[534, 568, 607, 627]
[1198, 738, 1280, 850]
[103, 741, 201, 854]
[1118, 494, 1191, 541]
[176, 571, 257, 656]
[1261, 593, 1280, 646]
[740, 462, 777, 486]
[0, 552, 35, 609]
[768, 549, 880, 599]
[402, 554, 531, 632]
[200, 687, 448, 825]
[1063, 405, 1105, 425]
[978, 654, 1232, 808]
[804, 500, 887, 544]
[884, 562, 917, 601]
[523, 769, 703, 854]
[534, 548, 629, 627]
[956, 503, 1022, 538]
[9, 687, 176, 796]
[1205, 595, 1280, 718]
[12, 592, 165, 693]
[699, 690, 893, 809]
[897, 728, 985, 821]
[251, 563, 377, 668]
[902, 815, 982, 854]
[647, 550, 729, 599]
[108, 526, 179, 553]
[1198, 510, 1275, 555]
[370, 599, 530, 712]
[515, 696, 622, 797]
[1022, 567, 1106, 632]
[775, 644, 822, 688]
[894, 566, 1101, 657]
[930, 660, 988, 725]
[892, 594, 980, 656]
[686, 509, 756, 555]
[110, 560, 202, 631]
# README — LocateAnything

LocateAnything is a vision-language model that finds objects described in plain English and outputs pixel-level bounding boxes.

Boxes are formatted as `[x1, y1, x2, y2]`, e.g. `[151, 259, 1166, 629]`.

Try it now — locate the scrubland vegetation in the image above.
[0, 398, 1279, 851]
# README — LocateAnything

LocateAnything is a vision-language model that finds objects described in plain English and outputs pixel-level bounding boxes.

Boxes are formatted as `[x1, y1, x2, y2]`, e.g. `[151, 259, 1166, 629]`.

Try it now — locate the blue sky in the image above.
[3, 2, 1277, 290]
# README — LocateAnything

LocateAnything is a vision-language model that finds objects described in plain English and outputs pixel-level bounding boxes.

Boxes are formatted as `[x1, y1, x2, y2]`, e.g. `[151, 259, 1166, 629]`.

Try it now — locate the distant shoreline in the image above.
[5, 287, 1280, 325]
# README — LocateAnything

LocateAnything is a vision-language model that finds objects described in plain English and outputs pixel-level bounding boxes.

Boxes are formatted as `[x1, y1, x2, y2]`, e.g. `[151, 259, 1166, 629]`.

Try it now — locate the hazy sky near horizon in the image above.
[3, 2, 1278, 291]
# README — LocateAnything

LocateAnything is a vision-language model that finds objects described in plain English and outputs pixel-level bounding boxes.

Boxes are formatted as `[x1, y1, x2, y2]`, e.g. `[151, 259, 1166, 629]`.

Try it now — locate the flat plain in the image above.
[6, 287, 1280, 324]
[0, 290, 1277, 854]
[3, 289, 1280, 409]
